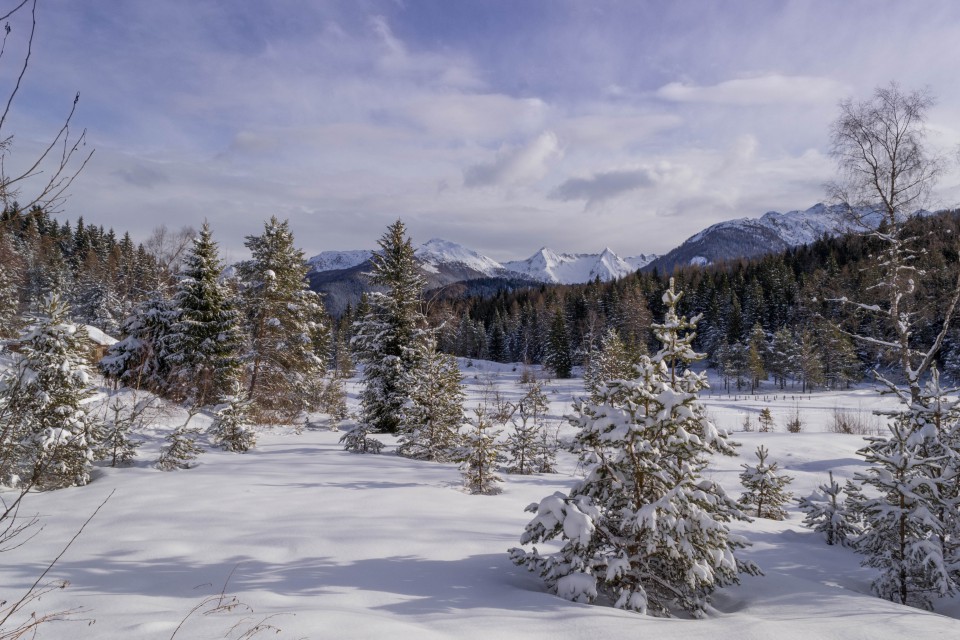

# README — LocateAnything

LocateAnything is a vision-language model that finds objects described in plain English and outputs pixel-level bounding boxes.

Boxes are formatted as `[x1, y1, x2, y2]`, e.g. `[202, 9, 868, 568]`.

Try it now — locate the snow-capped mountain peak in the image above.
[307, 249, 372, 273]
[503, 247, 639, 284]
[415, 238, 505, 277]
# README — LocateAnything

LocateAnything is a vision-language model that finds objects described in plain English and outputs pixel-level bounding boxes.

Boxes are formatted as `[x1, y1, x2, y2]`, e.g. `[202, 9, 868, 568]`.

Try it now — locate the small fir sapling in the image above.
[786, 406, 803, 433]
[211, 389, 256, 453]
[505, 411, 538, 475]
[797, 471, 861, 546]
[533, 422, 559, 473]
[101, 396, 146, 466]
[157, 411, 204, 470]
[739, 445, 794, 520]
[318, 374, 349, 431]
[459, 408, 505, 495]
[758, 408, 775, 432]
[339, 425, 384, 454]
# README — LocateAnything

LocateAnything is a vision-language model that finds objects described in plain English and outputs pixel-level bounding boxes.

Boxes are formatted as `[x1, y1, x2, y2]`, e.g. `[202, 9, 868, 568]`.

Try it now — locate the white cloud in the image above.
[464, 131, 561, 188]
[656, 74, 848, 106]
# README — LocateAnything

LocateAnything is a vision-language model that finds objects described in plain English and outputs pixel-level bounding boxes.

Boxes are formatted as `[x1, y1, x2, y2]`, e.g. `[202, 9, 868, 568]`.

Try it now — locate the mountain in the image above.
[502, 247, 640, 284]
[644, 203, 884, 273]
[307, 249, 372, 273]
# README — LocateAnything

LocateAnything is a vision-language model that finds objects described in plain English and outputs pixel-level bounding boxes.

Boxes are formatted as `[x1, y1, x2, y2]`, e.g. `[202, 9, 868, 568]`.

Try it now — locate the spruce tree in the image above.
[100, 291, 176, 394]
[0, 295, 97, 489]
[738, 445, 793, 520]
[511, 279, 758, 617]
[237, 217, 326, 421]
[157, 414, 204, 470]
[352, 220, 431, 434]
[758, 407, 775, 433]
[101, 396, 145, 467]
[210, 385, 256, 453]
[583, 328, 633, 404]
[850, 367, 959, 608]
[398, 348, 465, 462]
[458, 408, 504, 495]
[165, 222, 244, 407]
[545, 309, 572, 379]
[797, 471, 860, 546]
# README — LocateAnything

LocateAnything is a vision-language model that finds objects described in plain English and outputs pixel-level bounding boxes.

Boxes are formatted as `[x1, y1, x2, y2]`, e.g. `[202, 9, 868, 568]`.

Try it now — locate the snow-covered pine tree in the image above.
[339, 424, 384, 454]
[738, 445, 793, 520]
[0, 234, 23, 338]
[100, 291, 176, 394]
[318, 373, 349, 430]
[797, 471, 860, 546]
[237, 217, 326, 422]
[398, 348, 465, 462]
[101, 396, 145, 467]
[533, 422, 559, 474]
[165, 222, 244, 407]
[505, 406, 539, 475]
[458, 408, 504, 494]
[511, 278, 758, 617]
[0, 295, 97, 489]
[583, 328, 633, 404]
[507, 382, 556, 474]
[850, 366, 960, 608]
[157, 413, 204, 470]
[210, 386, 256, 453]
[352, 219, 432, 434]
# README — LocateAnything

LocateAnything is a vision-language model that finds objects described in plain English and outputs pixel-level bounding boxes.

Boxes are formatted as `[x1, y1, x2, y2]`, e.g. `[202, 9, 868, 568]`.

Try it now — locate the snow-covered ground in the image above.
[3, 361, 960, 639]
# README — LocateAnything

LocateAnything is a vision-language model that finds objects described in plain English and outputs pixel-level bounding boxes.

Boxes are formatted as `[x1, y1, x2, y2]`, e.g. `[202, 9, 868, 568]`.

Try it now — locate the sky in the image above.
[4, 0, 960, 262]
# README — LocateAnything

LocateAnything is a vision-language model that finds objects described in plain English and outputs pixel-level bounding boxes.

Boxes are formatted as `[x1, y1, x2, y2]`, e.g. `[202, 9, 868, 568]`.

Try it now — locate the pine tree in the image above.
[850, 367, 959, 608]
[157, 414, 204, 470]
[237, 217, 326, 421]
[758, 407, 775, 433]
[165, 222, 244, 407]
[583, 328, 634, 404]
[100, 396, 145, 467]
[0, 234, 23, 338]
[545, 309, 572, 379]
[747, 323, 767, 392]
[797, 471, 860, 546]
[210, 386, 256, 453]
[738, 445, 793, 520]
[100, 291, 176, 394]
[458, 408, 504, 494]
[511, 279, 758, 617]
[317, 373, 349, 430]
[398, 349, 465, 462]
[0, 295, 97, 489]
[352, 220, 432, 434]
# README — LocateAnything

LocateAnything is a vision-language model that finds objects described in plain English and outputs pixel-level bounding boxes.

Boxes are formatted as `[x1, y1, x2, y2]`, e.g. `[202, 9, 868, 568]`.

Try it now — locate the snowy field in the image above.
[3, 360, 960, 639]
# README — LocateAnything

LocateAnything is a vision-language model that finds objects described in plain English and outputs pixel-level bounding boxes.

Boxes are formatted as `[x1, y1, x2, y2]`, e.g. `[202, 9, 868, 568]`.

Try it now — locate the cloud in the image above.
[464, 131, 560, 188]
[656, 74, 847, 106]
[112, 163, 170, 188]
[550, 163, 692, 207]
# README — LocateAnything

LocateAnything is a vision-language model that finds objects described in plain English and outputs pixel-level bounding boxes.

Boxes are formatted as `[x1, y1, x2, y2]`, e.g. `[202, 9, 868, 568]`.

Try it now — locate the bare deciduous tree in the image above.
[0, 0, 93, 216]
[828, 82, 960, 402]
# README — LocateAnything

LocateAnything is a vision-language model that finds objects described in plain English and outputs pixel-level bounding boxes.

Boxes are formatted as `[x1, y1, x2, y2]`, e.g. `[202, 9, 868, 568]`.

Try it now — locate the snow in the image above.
[306, 249, 373, 273]
[308, 239, 657, 284]
[3, 363, 960, 638]
[503, 247, 637, 284]
[82, 324, 118, 347]
[416, 238, 506, 277]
